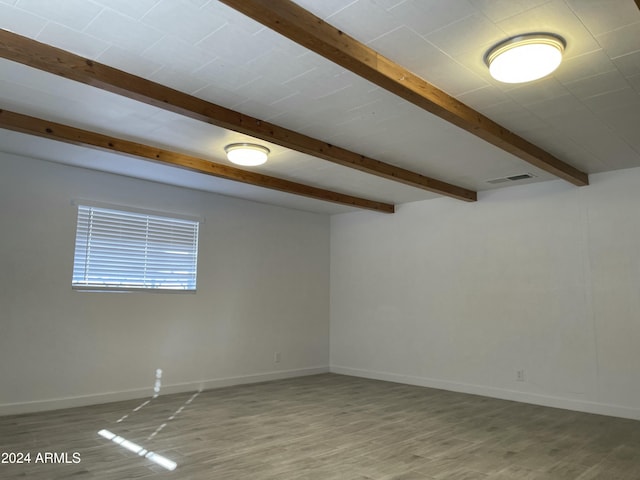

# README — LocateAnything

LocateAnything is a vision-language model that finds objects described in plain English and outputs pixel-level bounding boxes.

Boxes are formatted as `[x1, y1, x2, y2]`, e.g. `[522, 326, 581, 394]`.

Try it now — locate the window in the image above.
[72, 204, 199, 292]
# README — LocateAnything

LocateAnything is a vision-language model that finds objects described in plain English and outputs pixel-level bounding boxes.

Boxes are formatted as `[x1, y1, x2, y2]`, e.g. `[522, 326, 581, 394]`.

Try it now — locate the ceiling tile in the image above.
[86, 8, 163, 54]
[370, 26, 490, 95]
[621, 137, 640, 157]
[186, 0, 209, 8]
[523, 92, 586, 120]
[291, 0, 357, 19]
[267, 93, 316, 125]
[296, 120, 346, 145]
[388, 0, 477, 37]
[526, 123, 606, 166]
[16, 0, 102, 30]
[191, 82, 246, 110]
[312, 82, 381, 112]
[628, 73, 640, 94]
[0, 2, 46, 36]
[484, 101, 549, 133]
[566, 0, 640, 36]
[97, 45, 163, 78]
[563, 70, 631, 100]
[522, 126, 608, 173]
[452, 43, 498, 84]
[371, 0, 406, 10]
[193, 57, 255, 91]
[418, 60, 488, 96]
[92, 0, 160, 20]
[369, 25, 436, 68]
[148, 66, 210, 95]
[196, 23, 269, 64]
[554, 48, 617, 84]
[482, 99, 544, 127]
[549, 117, 640, 171]
[505, 77, 570, 105]
[36, 22, 109, 58]
[594, 102, 640, 137]
[582, 87, 640, 113]
[543, 105, 603, 133]
[496, 0, 601, 60]
[457, 85, 510, 110]
[141, 0, 227, 45]
[596, 21, 640, 59]
[250, 26, 310, 57]
[248, 50, 318, 85]
[470, 0, 548, 23]
[613, 50, 640, 77]
[283, 67, 355, 100]
[370, 26, 480, 92]
[229, 98, 287, 122]
[206, 0, 264, 35]
[0, 61, 156, 129]
[333, 100, 398, 131]
[327, 0, 402, 44]
[234, 76, 297, 105]
[346, 95, 401, 122]
[426, 13, 506, 57]
[404, 45, 490, 95]
[142, 35, 214, 73]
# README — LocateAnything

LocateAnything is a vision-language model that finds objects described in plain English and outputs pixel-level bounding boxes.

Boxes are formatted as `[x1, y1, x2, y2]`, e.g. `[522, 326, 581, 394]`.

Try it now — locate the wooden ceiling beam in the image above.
[219, 0, 589, 187]
[0, 109, 395, 213]
[0, 29, 476, 202]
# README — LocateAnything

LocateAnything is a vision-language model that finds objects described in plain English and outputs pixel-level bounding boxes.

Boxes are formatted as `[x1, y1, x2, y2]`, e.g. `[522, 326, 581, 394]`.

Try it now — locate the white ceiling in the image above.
[1, 0, 639, 214]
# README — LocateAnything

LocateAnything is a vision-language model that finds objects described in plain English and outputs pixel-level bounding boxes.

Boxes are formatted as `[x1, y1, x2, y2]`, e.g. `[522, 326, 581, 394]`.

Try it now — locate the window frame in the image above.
[71, 201, 201, 293]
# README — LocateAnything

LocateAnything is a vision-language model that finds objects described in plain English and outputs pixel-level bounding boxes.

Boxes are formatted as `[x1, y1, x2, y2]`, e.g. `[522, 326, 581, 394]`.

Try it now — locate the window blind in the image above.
[72, 205, 199, 291]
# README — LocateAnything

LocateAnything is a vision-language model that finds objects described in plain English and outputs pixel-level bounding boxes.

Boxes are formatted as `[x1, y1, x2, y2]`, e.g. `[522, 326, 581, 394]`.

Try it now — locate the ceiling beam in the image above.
[219, 0, 589, 187]
[0, 109, 395, 213]
[0, 30, 476, 202]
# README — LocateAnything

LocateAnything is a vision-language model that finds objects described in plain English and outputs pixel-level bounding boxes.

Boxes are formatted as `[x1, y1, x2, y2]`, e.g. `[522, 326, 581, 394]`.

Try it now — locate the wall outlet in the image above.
[516, 369, 525, 382]
[274, 352, 281, 364]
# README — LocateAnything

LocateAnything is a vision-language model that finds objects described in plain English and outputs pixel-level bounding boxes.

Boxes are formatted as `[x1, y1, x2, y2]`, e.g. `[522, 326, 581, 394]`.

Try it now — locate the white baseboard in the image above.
[0, 366, 329, 416]
[330, 365, 640, 421]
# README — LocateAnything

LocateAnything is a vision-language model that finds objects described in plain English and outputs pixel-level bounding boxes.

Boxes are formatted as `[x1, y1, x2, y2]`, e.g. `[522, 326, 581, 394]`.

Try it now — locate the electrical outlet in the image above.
[274, 352, 281, 364]
[516, 369, 525, 382]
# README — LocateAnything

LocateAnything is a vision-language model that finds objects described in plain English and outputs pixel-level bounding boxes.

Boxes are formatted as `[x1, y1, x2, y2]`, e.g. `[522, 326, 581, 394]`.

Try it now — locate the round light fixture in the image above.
[224, 143, 270, 166]
[484, 33, 565, 84]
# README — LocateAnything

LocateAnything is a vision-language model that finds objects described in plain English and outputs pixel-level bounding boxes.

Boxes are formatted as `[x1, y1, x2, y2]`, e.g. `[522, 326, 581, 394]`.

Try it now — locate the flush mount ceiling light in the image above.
[224, 143, 270, 166]
[484, 33, 566, 84]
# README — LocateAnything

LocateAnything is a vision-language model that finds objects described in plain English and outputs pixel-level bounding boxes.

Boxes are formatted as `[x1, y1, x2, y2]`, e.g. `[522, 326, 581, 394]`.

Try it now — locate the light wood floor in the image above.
[1, 374, 640, 479]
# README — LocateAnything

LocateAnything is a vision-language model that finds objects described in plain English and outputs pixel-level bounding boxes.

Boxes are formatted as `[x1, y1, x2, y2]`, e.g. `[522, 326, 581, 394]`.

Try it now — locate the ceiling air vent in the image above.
[486, 173, 536, 184]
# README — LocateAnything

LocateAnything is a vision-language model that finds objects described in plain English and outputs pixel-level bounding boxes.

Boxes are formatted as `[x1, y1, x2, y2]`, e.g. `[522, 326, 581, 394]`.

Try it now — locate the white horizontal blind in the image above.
[72, 205, 199, 291]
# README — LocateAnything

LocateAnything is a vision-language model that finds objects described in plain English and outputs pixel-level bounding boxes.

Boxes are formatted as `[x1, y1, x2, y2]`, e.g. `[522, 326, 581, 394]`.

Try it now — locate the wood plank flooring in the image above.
[1, 373, 639, 479]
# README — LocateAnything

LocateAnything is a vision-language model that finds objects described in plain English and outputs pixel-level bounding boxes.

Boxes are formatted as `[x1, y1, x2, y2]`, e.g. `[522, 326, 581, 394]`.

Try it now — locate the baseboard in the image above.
[0, 366, 329, 416]
[330, 365, 640, 421]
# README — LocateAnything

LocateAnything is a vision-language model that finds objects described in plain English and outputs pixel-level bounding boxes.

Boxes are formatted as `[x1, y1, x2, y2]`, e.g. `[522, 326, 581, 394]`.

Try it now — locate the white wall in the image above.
[0, 153, 330, 414]
[331, 167, 640, 420]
